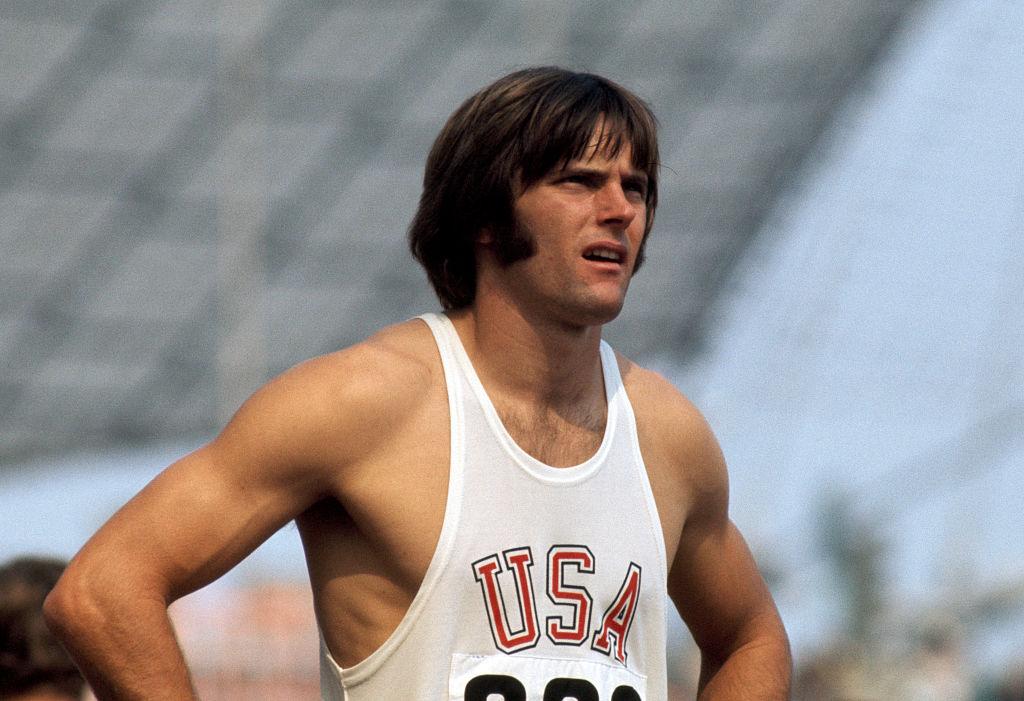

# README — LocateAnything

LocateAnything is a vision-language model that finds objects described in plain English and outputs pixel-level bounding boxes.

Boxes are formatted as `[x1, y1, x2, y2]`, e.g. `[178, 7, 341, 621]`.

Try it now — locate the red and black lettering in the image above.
[545, 545, 595, 646]
[592, 562, 642, 664]
[472, 547, 540, 653]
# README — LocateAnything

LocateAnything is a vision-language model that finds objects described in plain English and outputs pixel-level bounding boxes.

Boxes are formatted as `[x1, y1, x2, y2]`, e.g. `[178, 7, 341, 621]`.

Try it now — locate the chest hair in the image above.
[497, 400, 607, 467]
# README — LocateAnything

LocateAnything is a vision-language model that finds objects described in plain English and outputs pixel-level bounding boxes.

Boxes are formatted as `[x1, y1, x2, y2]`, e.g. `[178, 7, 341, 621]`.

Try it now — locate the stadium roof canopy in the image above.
[1, 0, 920, 461]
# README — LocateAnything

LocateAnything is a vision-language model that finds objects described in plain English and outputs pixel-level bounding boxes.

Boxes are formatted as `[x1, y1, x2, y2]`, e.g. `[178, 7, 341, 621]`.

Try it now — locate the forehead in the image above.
[571, 139, 638, 170]
[555, 140, 646, 185]
[562, 119, 644, 171]
[515, 109, 657, 193]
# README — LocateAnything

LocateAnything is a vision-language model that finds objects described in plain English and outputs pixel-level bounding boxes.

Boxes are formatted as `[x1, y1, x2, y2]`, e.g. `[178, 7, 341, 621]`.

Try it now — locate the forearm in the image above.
[44, 581, 197, 700]
[696, 632, 792, 701]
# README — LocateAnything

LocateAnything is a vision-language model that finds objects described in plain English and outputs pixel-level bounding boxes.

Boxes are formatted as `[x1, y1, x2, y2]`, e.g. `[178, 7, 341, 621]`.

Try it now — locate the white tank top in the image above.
[320, 313, 669, 700]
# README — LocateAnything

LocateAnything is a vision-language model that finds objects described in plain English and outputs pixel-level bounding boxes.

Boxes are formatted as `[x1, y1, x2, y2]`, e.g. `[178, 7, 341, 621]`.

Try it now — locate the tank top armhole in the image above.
[602, 342, 670, 581]
[331, 313, 466, 688]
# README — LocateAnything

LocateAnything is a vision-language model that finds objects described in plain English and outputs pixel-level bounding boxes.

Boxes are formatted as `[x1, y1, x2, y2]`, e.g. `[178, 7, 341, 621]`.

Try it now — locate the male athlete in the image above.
[45, 67, 791, 699]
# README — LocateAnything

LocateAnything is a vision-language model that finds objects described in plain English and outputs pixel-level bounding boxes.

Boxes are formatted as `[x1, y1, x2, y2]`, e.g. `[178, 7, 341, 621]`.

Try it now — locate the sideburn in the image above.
[491, 219, 536, 267]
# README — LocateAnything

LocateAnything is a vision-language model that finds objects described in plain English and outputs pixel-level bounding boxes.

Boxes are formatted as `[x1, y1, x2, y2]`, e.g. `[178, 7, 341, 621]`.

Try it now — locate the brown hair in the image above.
[0, 556, 83, 699]
[408, 66, 660, 310]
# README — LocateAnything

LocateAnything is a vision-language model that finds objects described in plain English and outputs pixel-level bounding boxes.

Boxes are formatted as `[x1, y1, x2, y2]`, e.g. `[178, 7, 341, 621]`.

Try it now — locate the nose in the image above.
[596, 180, 638, 230]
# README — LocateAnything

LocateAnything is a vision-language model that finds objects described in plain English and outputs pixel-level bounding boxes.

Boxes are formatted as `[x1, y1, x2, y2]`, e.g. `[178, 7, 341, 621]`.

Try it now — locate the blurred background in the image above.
[2, 0, 1022, 698]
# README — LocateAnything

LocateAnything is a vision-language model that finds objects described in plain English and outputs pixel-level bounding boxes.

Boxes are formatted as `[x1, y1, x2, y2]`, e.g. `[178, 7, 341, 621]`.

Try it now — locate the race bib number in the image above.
[449, 653, 646, 700]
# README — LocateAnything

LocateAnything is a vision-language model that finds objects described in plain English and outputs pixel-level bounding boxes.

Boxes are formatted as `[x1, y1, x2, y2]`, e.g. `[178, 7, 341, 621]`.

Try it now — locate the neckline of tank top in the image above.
[432, 312, 620, 484]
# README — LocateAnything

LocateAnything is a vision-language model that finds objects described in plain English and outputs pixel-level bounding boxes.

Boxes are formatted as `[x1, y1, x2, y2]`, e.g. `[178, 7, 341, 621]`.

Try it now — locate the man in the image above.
[45, 67, 791, 699]
[1, 556, 87, 700]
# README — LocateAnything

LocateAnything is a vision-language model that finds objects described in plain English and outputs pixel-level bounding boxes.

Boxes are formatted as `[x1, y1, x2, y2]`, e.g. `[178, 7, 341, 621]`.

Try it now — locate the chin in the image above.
[569, 298, 626, 328]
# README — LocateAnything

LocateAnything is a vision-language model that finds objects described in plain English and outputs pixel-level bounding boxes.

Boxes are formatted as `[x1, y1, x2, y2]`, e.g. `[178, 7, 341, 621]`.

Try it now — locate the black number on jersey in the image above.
[464, 674, 640, 700]
[543, 677, 598, 700]
[465, 674, 526, 701]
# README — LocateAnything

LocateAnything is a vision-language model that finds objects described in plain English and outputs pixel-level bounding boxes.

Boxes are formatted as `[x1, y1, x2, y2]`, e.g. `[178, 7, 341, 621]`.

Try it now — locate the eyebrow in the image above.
[553, 164, 649, 188]
[622, 172, 649, 192]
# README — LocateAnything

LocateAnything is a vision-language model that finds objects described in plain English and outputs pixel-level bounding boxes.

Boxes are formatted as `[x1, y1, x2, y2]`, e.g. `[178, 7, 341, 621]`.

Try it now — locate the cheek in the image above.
[628, 219, 646, 250]
[520, 213, 568, 249]
[511, 202, 548, 241]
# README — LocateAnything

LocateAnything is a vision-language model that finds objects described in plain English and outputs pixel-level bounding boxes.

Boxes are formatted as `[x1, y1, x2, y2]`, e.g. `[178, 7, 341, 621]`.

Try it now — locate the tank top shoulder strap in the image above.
[417, 310, 458, 365]
[417, 313, 460, 385]
[416, 311, 466, 444]
[598, 338, 624, 403]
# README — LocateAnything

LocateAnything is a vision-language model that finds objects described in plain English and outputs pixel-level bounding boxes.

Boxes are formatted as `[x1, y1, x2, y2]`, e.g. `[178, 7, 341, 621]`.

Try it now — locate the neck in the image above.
[449, 297, 606, 408]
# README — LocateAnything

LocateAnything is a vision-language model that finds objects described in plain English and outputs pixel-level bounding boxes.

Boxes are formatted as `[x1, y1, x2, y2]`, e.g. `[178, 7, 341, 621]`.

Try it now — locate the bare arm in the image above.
[623, 362, 790, 700]
[667, 414, 791, 699]
[43, 349, 380, 699]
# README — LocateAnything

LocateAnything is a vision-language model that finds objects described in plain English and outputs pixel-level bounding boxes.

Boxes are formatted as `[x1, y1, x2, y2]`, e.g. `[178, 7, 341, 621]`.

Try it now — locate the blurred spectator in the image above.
[793, 640, 881, 701]
[994, 660, 1024, 701]
[0, 556, 85, 700]
[898, 615, 972, 701]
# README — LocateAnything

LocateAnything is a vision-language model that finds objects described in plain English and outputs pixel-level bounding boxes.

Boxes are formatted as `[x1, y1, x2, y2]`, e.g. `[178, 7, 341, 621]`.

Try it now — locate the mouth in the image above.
[582, 243, 627, 265]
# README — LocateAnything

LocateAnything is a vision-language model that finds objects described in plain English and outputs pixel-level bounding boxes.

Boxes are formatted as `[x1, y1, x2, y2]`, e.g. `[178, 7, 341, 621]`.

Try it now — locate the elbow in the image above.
[698, 609, 793, 695]
[44, 559, 172, 646]
[43, 566, 113, 647]
[742, 608, 792, 672]
[43, 571, 89, 643]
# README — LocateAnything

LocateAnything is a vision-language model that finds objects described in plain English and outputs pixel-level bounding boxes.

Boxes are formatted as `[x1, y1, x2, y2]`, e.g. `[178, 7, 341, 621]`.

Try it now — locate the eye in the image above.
[622, 177, 648, 199]
[560, 173, 595, 187]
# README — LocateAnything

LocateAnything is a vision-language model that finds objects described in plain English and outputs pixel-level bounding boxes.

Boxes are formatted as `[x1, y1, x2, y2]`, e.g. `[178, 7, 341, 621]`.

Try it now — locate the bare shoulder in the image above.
[289, 317, 440, 413]
[616, 355, 728, 505]
[213, 318, 442, 472]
